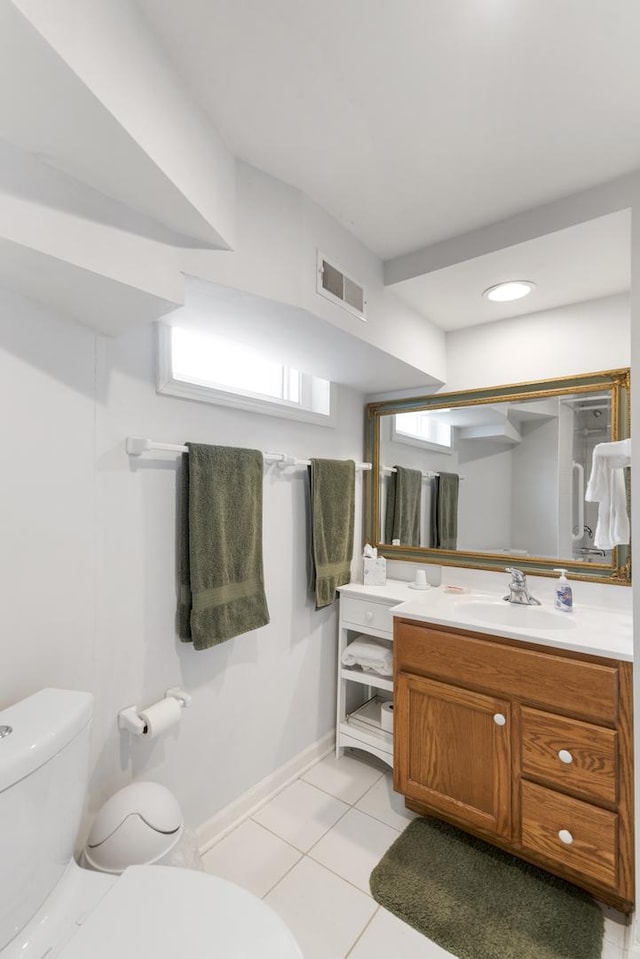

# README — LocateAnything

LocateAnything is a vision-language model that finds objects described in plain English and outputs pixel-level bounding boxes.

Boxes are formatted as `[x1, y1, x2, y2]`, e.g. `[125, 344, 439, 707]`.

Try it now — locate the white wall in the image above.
[182, 162, 447, 386]
[10, 0, 236, 248]
[457, 449, 513, 553]
[511, 419, 559, 557]
[443, 293, 630, 392]
[0, 289, 97, 701]
[0, 289, 366, 837]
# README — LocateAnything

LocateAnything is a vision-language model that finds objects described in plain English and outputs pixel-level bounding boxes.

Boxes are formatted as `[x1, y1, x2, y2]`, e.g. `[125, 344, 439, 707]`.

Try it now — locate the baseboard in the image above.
[196, 730, 335, 854]
[625, 920, 640, 958]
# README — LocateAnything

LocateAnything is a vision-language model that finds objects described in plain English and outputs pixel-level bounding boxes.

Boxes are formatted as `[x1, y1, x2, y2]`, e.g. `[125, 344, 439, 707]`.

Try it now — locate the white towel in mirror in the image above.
[585, 439, 631, 550]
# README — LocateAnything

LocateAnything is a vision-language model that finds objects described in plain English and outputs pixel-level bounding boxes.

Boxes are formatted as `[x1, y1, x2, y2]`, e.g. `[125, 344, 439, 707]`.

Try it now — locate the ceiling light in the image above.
[482, 281, 536, 303]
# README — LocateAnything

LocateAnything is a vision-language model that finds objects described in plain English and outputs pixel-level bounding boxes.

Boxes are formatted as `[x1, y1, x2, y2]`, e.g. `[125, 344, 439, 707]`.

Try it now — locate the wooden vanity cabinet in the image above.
[394, 618, 635, 912]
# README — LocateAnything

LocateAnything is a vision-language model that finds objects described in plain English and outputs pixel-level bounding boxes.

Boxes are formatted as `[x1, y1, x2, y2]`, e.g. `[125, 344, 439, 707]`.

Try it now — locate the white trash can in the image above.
[83, 781, 203, 873]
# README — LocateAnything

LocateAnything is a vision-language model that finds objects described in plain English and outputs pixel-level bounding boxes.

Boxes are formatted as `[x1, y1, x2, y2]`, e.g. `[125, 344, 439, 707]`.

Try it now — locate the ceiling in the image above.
[391, 211, 631, 330]
[136, 0, 638, 329]
[136, 0, 640, 260]
[0, 1, 628, 380]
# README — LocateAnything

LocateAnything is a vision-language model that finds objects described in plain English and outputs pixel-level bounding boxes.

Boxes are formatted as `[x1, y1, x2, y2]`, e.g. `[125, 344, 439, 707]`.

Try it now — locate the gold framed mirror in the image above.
[365, 368, 631, 584]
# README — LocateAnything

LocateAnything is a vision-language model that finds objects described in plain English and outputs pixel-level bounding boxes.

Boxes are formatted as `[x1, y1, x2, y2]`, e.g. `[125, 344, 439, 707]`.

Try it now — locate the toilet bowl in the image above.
[0, 689, 302, 959]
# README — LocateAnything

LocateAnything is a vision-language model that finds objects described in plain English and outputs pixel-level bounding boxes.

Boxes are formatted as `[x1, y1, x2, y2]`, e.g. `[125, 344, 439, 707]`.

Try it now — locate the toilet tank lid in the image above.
[0, 689, 93, 793]
[88, 782, 182, 847]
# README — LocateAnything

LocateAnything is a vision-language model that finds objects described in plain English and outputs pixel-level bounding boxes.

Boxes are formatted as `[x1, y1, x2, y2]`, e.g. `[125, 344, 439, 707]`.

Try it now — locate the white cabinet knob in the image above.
[365, 610, 374, 622]
[493, 713, 506, 726]
[558, 749, 573, 765]
[558, 829, 574, 845]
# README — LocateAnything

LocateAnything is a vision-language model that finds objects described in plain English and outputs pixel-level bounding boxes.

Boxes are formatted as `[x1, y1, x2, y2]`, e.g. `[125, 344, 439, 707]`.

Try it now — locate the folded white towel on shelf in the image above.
[341, 635, 393, 677]
[585, 438, 631, 550]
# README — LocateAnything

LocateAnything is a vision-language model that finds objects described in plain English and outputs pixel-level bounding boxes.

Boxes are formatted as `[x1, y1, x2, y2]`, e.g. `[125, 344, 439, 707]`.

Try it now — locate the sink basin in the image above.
[454, 600, 576, 631]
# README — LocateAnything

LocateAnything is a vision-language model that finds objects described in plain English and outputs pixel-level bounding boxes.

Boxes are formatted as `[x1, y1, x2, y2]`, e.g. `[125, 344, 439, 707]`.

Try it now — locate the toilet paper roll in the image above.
[139, 698, 182, 739]
[380, 701, 394, 733]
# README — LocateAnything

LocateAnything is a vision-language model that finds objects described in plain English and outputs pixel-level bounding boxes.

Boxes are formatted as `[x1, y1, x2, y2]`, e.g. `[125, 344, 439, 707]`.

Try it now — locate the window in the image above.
[157, 325, 335, 425]
[393, 410, 453, 452]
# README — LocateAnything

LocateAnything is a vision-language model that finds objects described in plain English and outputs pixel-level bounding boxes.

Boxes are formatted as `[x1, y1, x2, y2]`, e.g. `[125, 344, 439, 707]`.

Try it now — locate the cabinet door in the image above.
[395, 672, 511, 838]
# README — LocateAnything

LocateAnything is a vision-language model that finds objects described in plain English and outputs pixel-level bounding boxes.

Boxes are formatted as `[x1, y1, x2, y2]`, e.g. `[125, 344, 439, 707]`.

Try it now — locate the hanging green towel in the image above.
[430, 471, 460, 550]
[179, 444, 270, 650]
[308, 458, 355, 609]
[384, 465, 422, 546]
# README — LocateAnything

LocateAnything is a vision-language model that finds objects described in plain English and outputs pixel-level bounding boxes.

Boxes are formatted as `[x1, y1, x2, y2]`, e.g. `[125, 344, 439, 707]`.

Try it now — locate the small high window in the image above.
[157, 325, 335, 425]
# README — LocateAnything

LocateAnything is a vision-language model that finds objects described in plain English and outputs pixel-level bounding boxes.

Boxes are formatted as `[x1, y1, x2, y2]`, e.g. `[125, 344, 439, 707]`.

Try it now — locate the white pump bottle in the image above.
[553, 568, 573, 611]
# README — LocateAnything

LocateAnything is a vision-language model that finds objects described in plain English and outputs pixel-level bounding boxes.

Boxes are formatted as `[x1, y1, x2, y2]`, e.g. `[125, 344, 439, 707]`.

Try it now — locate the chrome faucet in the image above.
[503, 567, 541, 606]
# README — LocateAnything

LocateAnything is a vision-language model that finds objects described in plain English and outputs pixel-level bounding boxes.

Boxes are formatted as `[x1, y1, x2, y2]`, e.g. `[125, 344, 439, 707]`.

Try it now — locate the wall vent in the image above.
[316, 251, 366, 321]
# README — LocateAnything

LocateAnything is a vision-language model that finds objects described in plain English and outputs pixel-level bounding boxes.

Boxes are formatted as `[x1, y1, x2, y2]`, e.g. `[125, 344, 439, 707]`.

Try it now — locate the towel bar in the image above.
[126, 437, 372, 471]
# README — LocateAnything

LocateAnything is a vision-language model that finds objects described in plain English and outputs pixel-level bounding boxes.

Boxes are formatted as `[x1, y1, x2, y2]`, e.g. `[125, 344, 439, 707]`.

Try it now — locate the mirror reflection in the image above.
[367, 369, 630, 583]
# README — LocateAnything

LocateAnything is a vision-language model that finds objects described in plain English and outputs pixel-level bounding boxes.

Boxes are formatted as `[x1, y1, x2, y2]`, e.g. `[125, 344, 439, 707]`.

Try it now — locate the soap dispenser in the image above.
[553, 568, 573, 612]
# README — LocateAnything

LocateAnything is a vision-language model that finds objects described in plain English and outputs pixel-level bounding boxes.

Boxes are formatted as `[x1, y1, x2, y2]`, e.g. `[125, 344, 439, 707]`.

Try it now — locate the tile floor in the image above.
[201, 750, 628, 959]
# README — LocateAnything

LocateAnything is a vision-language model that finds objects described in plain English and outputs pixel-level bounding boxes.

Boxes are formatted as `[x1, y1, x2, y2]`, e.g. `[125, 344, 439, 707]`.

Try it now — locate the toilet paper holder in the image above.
[118, 687, 192, 736]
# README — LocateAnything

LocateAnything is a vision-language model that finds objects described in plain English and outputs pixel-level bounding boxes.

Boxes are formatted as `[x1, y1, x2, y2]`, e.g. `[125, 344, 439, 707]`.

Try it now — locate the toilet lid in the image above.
[57, 865, 302, 959]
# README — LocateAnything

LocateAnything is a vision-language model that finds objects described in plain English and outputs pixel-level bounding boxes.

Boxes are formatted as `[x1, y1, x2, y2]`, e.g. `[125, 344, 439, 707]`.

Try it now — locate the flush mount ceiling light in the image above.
[482, 280, 536, 303]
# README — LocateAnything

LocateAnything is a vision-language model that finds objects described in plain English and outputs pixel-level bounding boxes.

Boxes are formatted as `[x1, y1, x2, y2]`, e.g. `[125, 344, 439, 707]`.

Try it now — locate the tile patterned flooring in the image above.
[201, 751, 628, 959]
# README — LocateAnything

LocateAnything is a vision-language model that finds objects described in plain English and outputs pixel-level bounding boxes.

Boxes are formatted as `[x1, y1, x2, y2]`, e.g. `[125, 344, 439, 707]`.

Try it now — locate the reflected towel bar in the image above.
[382, 465, 464, 480]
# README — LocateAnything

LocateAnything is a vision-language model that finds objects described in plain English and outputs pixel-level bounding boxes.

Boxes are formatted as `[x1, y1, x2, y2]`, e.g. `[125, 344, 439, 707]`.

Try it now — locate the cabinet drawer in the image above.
[521, 707, 617, 806]
[341, 597, 394, 635]
[521, 781, 618, 889]
[395, 621, 619, 725]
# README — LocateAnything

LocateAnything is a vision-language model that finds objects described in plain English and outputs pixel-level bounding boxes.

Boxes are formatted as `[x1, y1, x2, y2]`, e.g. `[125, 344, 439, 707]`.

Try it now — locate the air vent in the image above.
[317, 251, 366, 321]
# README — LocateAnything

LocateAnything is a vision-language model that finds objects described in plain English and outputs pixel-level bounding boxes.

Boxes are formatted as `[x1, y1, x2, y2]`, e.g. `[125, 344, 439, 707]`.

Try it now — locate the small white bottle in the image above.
[553, 568, 573, 612]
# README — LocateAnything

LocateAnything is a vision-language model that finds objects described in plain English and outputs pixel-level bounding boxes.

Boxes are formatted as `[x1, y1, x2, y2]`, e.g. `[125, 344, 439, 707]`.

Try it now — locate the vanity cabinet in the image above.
[394, 618, 634, 911]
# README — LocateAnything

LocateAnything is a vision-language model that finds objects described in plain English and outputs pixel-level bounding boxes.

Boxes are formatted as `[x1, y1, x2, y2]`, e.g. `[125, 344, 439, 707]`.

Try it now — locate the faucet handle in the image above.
[505, 566, 526, 584]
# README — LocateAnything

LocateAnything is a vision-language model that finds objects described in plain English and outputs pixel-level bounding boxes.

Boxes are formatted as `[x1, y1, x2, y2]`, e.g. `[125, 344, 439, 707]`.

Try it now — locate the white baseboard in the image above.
[625, 920, 640, 958]
[196, 730, 335, 854]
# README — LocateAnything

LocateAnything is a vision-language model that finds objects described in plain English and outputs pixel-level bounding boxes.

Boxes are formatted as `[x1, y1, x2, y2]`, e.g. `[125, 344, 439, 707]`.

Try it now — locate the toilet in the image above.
[0, 689, 303, 959]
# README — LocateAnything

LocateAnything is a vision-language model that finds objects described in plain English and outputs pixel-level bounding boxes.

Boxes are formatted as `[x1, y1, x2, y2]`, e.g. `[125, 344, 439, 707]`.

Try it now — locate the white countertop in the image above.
[339, 581, 423, 604]
[340, 581, 633, 662]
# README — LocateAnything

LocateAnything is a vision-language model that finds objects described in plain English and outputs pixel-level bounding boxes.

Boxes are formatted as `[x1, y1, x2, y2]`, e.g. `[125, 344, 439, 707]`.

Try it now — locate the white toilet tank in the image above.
[0, 689, 93, 952]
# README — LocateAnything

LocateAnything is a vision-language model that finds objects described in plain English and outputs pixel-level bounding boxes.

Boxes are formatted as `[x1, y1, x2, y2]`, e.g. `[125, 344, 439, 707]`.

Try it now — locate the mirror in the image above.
[365, 369, 630, 583]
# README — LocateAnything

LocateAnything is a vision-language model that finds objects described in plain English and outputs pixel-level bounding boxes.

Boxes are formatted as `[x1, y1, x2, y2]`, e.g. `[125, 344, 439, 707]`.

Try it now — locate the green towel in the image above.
[430, 471, 460, 549]
[179, 444, 270, 650]
[384, 465, 422, 546]
[308, 458, 355, 609]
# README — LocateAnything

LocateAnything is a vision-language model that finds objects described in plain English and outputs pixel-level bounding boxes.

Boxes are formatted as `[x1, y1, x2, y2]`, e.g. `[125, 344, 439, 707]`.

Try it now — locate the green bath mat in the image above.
[370, 817, 604, 959]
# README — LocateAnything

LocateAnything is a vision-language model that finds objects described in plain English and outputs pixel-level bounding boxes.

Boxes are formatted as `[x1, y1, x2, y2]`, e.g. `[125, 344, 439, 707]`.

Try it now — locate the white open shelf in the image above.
[347, 695, 393, 741]
[336, 589, 405, 770]
[339, 666, 393, 692]
[338, 706, 393, 762]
